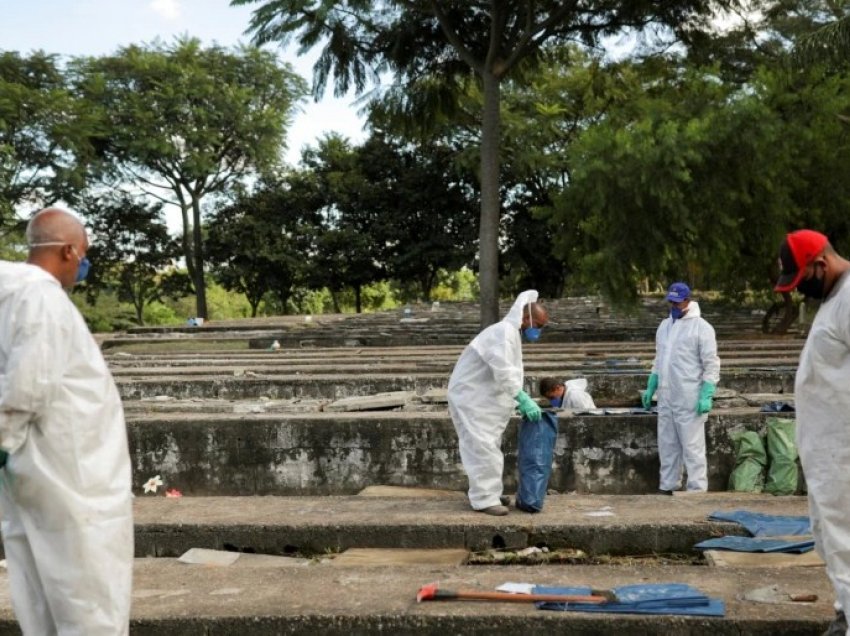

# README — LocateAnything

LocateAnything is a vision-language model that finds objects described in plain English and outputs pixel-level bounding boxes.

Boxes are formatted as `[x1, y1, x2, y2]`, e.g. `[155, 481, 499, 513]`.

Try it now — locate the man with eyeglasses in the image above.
[641, 282, 720, 495]
[0, 208, 133, 635]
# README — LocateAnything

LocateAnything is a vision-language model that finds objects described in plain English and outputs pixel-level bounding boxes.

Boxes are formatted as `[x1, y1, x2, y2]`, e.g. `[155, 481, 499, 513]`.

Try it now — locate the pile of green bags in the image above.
[728, 418, 798, 495]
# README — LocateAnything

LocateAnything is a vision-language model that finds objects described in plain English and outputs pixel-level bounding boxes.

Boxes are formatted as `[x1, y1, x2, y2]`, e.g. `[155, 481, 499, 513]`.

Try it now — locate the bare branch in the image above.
[429, 0, 485, 74]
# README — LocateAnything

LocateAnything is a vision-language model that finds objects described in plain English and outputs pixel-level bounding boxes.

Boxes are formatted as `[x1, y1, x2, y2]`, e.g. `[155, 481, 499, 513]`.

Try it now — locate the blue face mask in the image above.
[548, 396, 563, 408]
[670, 306, 685, 321]
[72, 247, 90, 283]
[522, 304, 543, 342]
[522, 326, 542, 342]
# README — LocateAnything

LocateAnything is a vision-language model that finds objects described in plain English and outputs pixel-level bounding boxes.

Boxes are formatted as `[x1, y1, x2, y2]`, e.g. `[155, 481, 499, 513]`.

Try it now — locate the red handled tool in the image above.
[416, 582, 615, 604]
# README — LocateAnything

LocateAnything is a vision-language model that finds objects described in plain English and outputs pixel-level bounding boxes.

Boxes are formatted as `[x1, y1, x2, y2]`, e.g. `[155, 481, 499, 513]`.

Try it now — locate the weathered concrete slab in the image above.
[325, 391, 413, 412]
[114, 369, 795, 405]
[177, 548, 310, 568]
[0, 559, 832, 634]
[129, 493, 808, 558]
[357, 486, 463, 498]
[705, 550, 825, 568]
[330, 548, 469, 566]
[126, 409, 796, 496]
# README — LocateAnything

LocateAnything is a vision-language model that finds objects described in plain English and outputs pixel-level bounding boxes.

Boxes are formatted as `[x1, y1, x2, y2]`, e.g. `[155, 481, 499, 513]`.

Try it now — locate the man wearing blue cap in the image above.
[642, 282, 720, 494]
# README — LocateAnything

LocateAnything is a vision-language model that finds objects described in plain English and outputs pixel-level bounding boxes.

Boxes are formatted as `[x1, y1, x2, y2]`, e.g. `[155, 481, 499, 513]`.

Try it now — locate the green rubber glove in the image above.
[697, 381, 716, 414]
[641, 373, 659, 409]
[515, 390, 542, 422]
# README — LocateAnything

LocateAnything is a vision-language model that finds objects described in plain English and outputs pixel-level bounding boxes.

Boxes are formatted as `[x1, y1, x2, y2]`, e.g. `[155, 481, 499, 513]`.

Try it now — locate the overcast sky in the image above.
[0, 0, 367, 165]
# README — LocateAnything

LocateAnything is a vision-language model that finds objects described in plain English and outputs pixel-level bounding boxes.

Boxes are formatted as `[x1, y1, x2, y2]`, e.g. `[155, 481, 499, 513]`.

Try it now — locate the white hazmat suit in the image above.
[0, 261, 133, 635]
[650, 301, 720, 492]
[795, 271, 850, 629]
[448, 290, 538, 510]
[561, 378, 596, 410]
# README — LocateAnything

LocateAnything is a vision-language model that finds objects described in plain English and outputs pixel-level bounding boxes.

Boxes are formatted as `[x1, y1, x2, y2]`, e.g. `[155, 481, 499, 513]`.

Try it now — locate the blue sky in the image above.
[0, 0, 367, 165]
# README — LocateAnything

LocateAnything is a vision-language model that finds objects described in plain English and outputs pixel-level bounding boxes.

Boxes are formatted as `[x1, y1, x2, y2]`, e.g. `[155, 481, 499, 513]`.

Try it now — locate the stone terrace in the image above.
[0, 297, 828, 635]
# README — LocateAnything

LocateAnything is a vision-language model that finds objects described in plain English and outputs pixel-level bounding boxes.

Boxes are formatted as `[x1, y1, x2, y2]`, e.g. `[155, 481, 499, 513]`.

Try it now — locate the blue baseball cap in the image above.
[665, 282, 690, 302]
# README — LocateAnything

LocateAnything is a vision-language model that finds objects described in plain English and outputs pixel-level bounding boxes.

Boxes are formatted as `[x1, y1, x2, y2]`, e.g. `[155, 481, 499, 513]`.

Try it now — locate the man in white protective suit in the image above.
[447, 290, 548, 516]
[773, 229, 850, 636]
[0, 208, 133, 635]
[641, 282, 720, 495]
[539, 377, 596, 411]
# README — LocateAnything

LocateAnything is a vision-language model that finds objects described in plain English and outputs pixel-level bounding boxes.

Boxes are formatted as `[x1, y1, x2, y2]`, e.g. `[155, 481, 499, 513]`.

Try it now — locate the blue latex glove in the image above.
[641, 373, 659, 409]
[515, 390, 542, 422]
[697, 381, 716, 414]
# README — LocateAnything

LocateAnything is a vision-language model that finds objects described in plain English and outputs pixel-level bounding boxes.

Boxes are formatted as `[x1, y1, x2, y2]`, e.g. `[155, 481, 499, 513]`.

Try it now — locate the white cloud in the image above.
[150, 0, 181, 21]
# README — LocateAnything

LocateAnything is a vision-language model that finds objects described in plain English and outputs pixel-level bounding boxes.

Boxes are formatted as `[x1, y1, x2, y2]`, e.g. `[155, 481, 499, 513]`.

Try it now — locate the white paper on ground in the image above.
[496, 582, 536, 594]
[177, 548, 240, 566]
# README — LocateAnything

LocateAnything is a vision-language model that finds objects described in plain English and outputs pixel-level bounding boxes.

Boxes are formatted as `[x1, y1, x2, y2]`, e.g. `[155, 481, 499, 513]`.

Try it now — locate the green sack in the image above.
[765, 418, 798, 496]
[728, 431, 767, 493]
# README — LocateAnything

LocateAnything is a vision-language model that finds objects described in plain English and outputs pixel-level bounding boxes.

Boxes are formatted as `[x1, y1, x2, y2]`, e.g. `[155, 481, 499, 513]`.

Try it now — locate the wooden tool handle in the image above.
[454, 590, 608, 604]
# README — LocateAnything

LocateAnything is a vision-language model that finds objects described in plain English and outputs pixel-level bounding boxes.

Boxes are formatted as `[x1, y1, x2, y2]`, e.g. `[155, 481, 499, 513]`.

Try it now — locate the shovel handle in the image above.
[440, 589, 609, 604]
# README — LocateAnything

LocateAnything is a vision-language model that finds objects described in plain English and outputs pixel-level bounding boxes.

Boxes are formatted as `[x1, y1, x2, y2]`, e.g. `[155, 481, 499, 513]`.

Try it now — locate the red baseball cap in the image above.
[774, 229, 829, 292]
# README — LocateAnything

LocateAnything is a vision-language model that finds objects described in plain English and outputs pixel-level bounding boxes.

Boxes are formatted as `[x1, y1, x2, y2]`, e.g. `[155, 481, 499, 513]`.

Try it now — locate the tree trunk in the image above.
[191, 196, 208, 319]
[355, 285, 362, 314]
[478, 70, 501, 328]
[176, 195, 196, 288]
[330, 289, 341, 313]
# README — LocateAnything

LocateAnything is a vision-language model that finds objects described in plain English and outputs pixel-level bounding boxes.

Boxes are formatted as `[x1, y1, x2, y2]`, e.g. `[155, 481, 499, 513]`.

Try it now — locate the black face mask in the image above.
[796, 265, 826, 299]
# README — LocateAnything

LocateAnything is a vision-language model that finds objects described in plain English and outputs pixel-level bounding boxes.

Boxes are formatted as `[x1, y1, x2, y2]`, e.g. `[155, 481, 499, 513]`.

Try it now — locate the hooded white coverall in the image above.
[561, 378, 596, 410]
[650, 301, 720, 492]
[0, 262, 133, 635]
[447, 290, 537, 510]
[795, 271, 850, 628]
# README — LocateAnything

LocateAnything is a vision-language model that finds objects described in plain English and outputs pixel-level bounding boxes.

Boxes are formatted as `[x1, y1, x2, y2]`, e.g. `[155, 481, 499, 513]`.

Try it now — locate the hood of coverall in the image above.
[673, 300, 702, 321]
[505, 290, 539, 329]
[565, 378, 589, 393]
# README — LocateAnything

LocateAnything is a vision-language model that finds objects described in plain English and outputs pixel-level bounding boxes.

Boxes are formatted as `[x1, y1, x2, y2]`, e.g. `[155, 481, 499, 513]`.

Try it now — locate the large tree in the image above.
[81, 194, 186, 325]
[355, 133, 477, 301]
[0, 51, 94, 224]
[72, 38, 307, 319]
[300, 135, 384, 313]
[543, 60, 850, 302]
[206, 176, 322, 316]
[234, 0, 740, 326]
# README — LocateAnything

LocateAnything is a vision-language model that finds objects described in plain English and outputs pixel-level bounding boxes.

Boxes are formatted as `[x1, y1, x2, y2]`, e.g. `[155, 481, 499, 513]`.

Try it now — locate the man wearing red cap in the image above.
[775, 230, 850, 635]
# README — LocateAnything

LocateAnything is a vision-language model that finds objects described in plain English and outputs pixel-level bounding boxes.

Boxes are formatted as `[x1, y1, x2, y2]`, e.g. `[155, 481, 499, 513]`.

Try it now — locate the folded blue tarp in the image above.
[708, 510, 810, 537]
[694, 536, 814, 553]
[760, 401, 795, 413]
[534, 583, 725, 617]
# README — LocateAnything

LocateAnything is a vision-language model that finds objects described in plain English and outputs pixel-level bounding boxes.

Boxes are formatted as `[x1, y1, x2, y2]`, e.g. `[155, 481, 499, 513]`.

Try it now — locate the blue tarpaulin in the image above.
[534, 583, 725, 617]
[694, 536, 814, 553]
[515, 411, 558, 513]
[708, 510, 811, 537]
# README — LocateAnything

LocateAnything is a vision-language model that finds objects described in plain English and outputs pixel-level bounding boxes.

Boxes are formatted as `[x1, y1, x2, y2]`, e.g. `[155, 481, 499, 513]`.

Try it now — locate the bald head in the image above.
[26, 208, 87, 248]
[26, 208, 89, 288]
[521, 302, 548, 329]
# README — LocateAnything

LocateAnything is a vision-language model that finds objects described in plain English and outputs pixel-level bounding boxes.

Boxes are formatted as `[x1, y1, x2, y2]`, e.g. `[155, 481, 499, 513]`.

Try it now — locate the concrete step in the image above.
[115, 369, 795, 402]
[107, 355, 802, 377]
[130, 493, 808, 558]
[126, 408, 792, 496]
[104, 339, 805, 360]
[0, 559, 831, 634]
